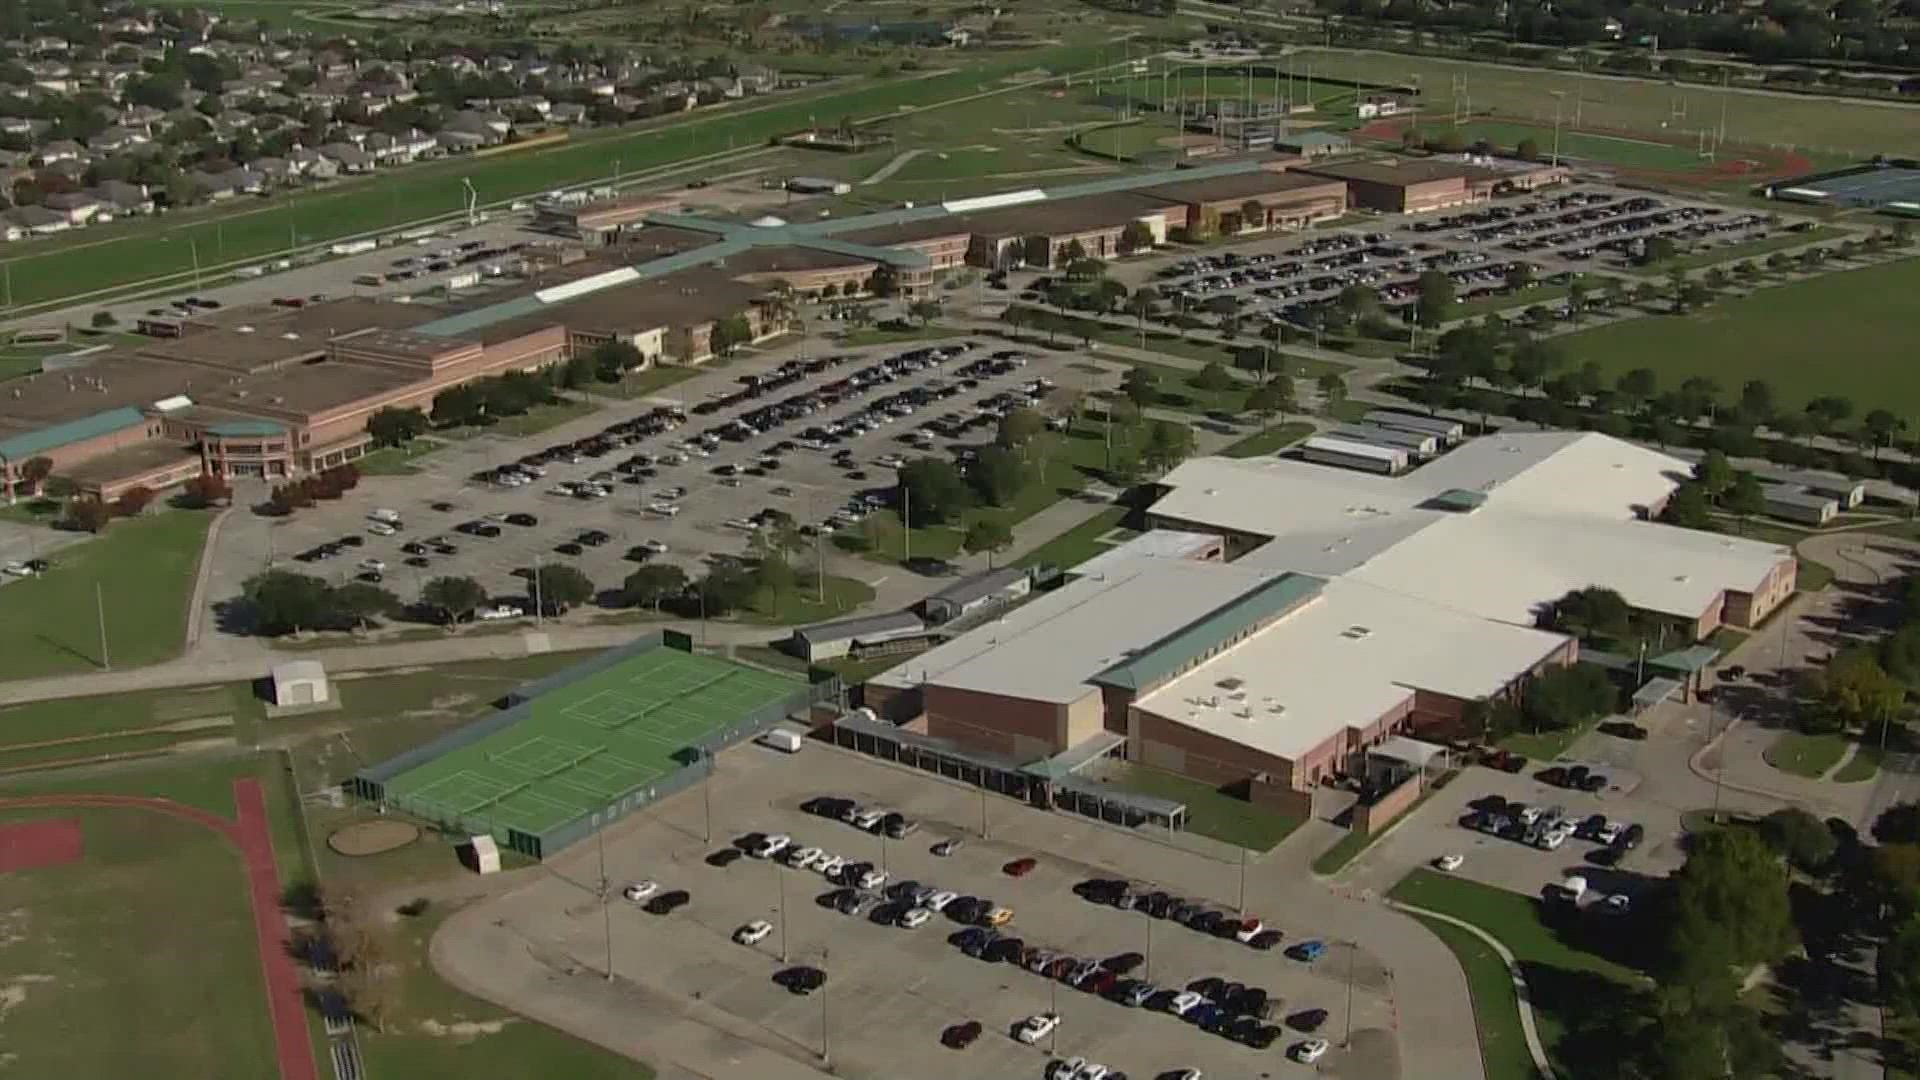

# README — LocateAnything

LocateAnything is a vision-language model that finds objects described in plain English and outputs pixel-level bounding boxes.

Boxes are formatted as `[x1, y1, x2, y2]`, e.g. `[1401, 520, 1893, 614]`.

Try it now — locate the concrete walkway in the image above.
[1388, 900, 1559, 1080]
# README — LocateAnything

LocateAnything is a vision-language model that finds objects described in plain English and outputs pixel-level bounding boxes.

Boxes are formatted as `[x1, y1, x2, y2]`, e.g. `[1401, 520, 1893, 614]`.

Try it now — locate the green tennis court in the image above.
[379, 648, 802, 837]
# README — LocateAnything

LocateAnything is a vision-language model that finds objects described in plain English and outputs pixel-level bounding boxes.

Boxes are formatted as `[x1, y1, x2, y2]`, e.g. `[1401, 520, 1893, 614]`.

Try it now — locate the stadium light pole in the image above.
[598, 825, 613, 982]
[1549, 91, 1567, 167]
[776, 856, 789, 963]
[701, 749, 712, 843]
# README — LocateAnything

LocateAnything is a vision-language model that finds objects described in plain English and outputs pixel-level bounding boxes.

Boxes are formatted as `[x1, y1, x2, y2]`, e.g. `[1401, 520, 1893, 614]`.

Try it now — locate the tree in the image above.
[1120, 367, 1159, 410]
[1726, 471, 1766, 531]
[1316, 372, 1347, 415]
[1246, 378, 1296, 422]
[1550, 586, 1633, 643]
[590, 341, 642, 383]
[962, 519, 1014, 568]
[243, 570, 339, 635]
[1414, 269, 1454, 328]
[62, 498, 111, 533]
[529, 564, 594, 613]
[622, 564, 688, 611]
[1141, 420, 1195, 475]
[179, 473, 232, 509]
[17, 456, 52, 495]
[1192, 362, 1238, 394]
[1615, 367, 1658, 413]
[866, 262, 898, 297]
[1504, 262, 1534, 292]
[967, 445, 1030, 507]
[1760, 807, 1837, 874]
[996, 408, 1046, 452]
[113, 485, 155, 517]
[365, 407, 428, 449]
[1881, 919, 1920, 1018]
[1865, 409, 1905, 458]
[431, 383, 485, 427]
[332, 583, 402, 630]
[1669, 826, 1798, 968]
[1875, 803, 1920, 845]
[709, 314, 753, 358]
[1662, 482, 1712, 529]
[1520, 663, 1618, 732]
[1118, 220, 1155, 255]
[696, 562, 756, 616]
[907, 299, 942, 327]
[1127, 286, 1160, 335]
[897, 457, 970, 525]
[1514, 136, 1540, 161]
[1641, 234, 1678, 266]
[421, 576, 487, 624]
[1238, 199, 1266, 233]
[1817, 649, 1905, 737]
[751, 553, 796, 616]
[557, 349, 598, 390]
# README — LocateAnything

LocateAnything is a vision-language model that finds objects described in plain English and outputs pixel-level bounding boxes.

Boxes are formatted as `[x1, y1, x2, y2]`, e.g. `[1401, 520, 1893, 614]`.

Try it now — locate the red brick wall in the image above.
[925, 684, 1061, 757]
[1132, 709, 1303, 790]
[3, 419, 162, 497]
[1354, 774, 1423, 835]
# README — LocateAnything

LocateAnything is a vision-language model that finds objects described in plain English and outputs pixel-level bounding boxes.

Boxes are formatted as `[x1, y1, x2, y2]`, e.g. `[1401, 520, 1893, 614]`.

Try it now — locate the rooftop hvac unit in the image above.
[1216, 676, 1245, 691]
[1266, 704, 1286, 715]
[1342, 626, 1372, 640]
[1233, 707, 1253, 719]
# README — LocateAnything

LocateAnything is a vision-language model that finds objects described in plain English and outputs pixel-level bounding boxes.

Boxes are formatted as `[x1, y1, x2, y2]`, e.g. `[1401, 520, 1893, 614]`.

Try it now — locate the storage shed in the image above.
[791, 611, 929, 662]
[270, 660, 331, 707]
[1331, 423, 1440, 458]
[920, 567, 1032, 624]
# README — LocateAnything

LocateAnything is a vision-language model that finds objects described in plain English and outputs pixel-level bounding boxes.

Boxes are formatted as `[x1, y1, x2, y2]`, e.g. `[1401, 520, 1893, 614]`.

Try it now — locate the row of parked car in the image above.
[800, 794, 922, 839]
[1075, 879, 1284, 952]
[1461, 793, 1643, 860]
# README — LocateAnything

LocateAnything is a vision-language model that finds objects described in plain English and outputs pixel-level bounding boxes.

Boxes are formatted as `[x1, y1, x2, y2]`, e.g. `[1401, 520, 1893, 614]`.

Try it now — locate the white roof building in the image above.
[1154, 431, 1790, 627]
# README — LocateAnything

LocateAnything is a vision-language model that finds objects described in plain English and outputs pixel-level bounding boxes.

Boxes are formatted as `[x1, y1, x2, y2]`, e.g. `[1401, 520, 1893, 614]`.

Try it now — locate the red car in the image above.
[1003, 857, 1038, 877]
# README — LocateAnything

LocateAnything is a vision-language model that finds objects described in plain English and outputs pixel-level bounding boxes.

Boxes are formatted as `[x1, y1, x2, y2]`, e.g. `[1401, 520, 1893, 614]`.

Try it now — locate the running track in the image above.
[0, 781, 320, 1080]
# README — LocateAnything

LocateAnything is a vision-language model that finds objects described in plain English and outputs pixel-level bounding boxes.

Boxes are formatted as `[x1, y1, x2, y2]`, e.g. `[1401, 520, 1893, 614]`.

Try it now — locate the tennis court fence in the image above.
[349, 631, 839, 858]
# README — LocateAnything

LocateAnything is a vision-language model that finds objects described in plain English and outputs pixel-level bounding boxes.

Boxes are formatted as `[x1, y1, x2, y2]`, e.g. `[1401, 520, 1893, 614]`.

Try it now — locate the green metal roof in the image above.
[206, 419, 287, 437]
[1430, 488, 1489, 511]
[0, 406, 146, 461]
[1091, 573, 1325, 692]
[1651, 644, 1720, 674]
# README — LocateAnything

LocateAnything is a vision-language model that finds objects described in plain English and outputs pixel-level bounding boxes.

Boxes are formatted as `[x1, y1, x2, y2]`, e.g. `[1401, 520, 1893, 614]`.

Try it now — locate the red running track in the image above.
[0, 782, 320, 1080]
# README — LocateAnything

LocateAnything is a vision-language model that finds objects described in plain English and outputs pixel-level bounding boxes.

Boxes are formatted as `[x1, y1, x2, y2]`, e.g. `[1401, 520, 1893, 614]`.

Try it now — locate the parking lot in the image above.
[1106, 184, 1789, 332]
[462, 743, 1405, 1080]
[1340, 759, 1686, 910]
[255, 335, 1115, 617]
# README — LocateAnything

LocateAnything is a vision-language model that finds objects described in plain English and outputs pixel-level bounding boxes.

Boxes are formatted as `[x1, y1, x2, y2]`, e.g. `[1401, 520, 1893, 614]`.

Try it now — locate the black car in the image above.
[505, 512, 538, 527]
[985, 937, 1024, 964]
[1244, 1024, 1281, 1050]
[404, 556, 431, 569]
[1248, 929, 1284, 951]
[941, 1020, 982, 1049]
[579, 530, 611, 546]
[339, 535, 364, 548]
[402, 541, 428, 555]
[802, 796, 854, 818]
[774, 966, 826, 995]
[1187, 976, 1225, 998]
[707, 848, 744, 868]
[1579, 773, 1609, 793]
[1600, 721, 1650, 741]
[554, 542, 584, 556]
[1104, 951, 1145, 975]
[1289, 1008, 1330, 1032]
[433, 542, 458, 555]
[1616, 823, 1645, 849]
[645, 889, 691, 915]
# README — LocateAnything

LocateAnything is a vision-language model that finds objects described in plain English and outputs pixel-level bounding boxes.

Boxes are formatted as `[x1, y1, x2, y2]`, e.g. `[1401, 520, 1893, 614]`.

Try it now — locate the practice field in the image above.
[378, 648, 801, 839]
[1561, 256, 1920, 415]
[1288, 48, 1919, 158]
[1410, 120, 1705, 171]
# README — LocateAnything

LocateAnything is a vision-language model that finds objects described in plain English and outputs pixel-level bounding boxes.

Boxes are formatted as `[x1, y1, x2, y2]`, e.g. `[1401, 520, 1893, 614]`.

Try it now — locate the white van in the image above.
[756, 728, 804, 754]
[367, 508, 403, 525]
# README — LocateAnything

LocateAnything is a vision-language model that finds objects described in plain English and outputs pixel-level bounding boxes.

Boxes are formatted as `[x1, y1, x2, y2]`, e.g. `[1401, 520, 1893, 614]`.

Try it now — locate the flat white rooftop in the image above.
[1134, 578, 1570, 760]
[1157, 431, 1786, 622]
[870, 556, 1279, 704]
[1069, 528, 1220, 580]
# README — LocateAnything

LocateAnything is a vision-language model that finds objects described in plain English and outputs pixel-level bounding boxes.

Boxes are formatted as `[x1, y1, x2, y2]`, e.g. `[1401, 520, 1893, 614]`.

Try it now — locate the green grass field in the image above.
[1016, 506, 1133, 570]
[0, 509, 213, 682]
[1291, 47, 1917, 155]
[1406, 914, 1544, 1080]
[1102, 762, 1303, 851]
[1221, 420, 1314, 458]
[0, 806, 278, 1077]
[1391, 869, 1641, 1075]
[1005, 305, 1349, 379]
[1561, 258, 1920, 415]
[0, 43, 1109, 312]
[1763, 730, 1850, 778]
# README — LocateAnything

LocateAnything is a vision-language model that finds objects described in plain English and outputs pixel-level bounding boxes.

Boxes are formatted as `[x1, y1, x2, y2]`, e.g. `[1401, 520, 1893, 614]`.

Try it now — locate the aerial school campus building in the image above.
[857, 432, 1794, 817]
[0, 152, 1564, 503]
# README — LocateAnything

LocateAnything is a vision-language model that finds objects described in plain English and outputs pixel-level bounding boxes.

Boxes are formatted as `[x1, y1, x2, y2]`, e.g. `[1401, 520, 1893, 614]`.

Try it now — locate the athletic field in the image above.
[379, 648, 800, 837]
[1413, 120, 1704, 171]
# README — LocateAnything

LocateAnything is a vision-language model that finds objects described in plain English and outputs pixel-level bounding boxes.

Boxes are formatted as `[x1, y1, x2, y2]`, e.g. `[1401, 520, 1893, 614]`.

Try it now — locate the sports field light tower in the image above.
[462, 178, 479, 227]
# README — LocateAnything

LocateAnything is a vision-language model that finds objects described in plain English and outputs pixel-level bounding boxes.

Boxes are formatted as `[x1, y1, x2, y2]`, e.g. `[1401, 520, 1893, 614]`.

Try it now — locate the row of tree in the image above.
[265, 464, 362, 516]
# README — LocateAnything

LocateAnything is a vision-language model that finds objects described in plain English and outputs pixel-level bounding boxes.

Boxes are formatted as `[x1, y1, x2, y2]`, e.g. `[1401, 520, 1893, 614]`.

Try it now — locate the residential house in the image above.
[319, 143, 374, 173]
[0, 117, 42, 139]
[289, 148, 340, 180]
[88, 126, 149, 154]
[549, 102, 589, 125]
[4, 205, 70, 235]
[41, 191, 106, 226]
[251, 156, 294, 184]
[736, 63, 778, 94]
[34, 139, 84, 165]
[25, 62, 71, 93]
[512, 95, 552, 117]
[436, 129, 487, 154]
[446, 110, 511, 144]
[40, 158, 89, 184]
[587, 78, 617, 97]
[87, 180, 154, 215]
[0, 221, 21, 243]
[118, 105, 168, 130]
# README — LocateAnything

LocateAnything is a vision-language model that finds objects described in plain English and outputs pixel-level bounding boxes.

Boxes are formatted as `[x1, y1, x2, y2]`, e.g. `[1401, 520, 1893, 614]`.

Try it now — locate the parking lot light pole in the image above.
[1342, 939, 1356, 1048]
[776, 858, 789, 963]
[701, 750, 712, 843]
[1237, 847, 1247, 915]
[1143, 909, 1153, 981]
[1048, 974, 1059, 1054]
[820, 947, 831, 1067]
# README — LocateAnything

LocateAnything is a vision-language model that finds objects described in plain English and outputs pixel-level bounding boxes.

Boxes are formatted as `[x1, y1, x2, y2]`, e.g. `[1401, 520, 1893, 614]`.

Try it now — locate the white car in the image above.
[815, 854, 847, 878]
[622, 880, 660, 902]
[852, 808, 886, 831]
[359, 558, 387, 572]
[1049, 1057, 1086, 1080]
[1168, 991, 1207, 1017]
[924, 890, 958, 912]
[1435, 853, 1465, 872]
[642, 539, 669, 554]
[1015, 1013, 1060, 1044]
[1233, 918, 1265, 943]
[857, 868, 888, 891]
[734, 920, 773, 946]
[1596, 821, 1624, 845]
[476, 604, 525, 621]
[1602, 893, 1632, 915]
[1, 561, 32, 577]
[786, 846, 823, 870]
[1078, 1066, 1110, 1080]
[897, 907, 933, 929]
[1169, 1071, 1202, 1080]
[366, 522, 397, 536]
[751, 834, 792, 859]
[1293, 1038, 1330, 1063]
[1537, 830, 1567, 852]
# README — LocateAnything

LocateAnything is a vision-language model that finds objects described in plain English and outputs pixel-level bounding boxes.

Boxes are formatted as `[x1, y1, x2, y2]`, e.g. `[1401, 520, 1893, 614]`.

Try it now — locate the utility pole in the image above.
[189, 237, 202, 290]
[979, 787, 989, 839]
[1550, 91, 1566, 167]
[820, 947, 832, 1067]
[776, 857, 789, 962]
[532, 552, 544, 626]
[1237, 847, 1248, 914]
[701, 750, 713, 843]
[1143, 908, 1154, 981]
[902, 488, 911, 563]
[95, 582, 110, 670]
[598, 826, 613, 981]
[1342, 940, 1356, 1047]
